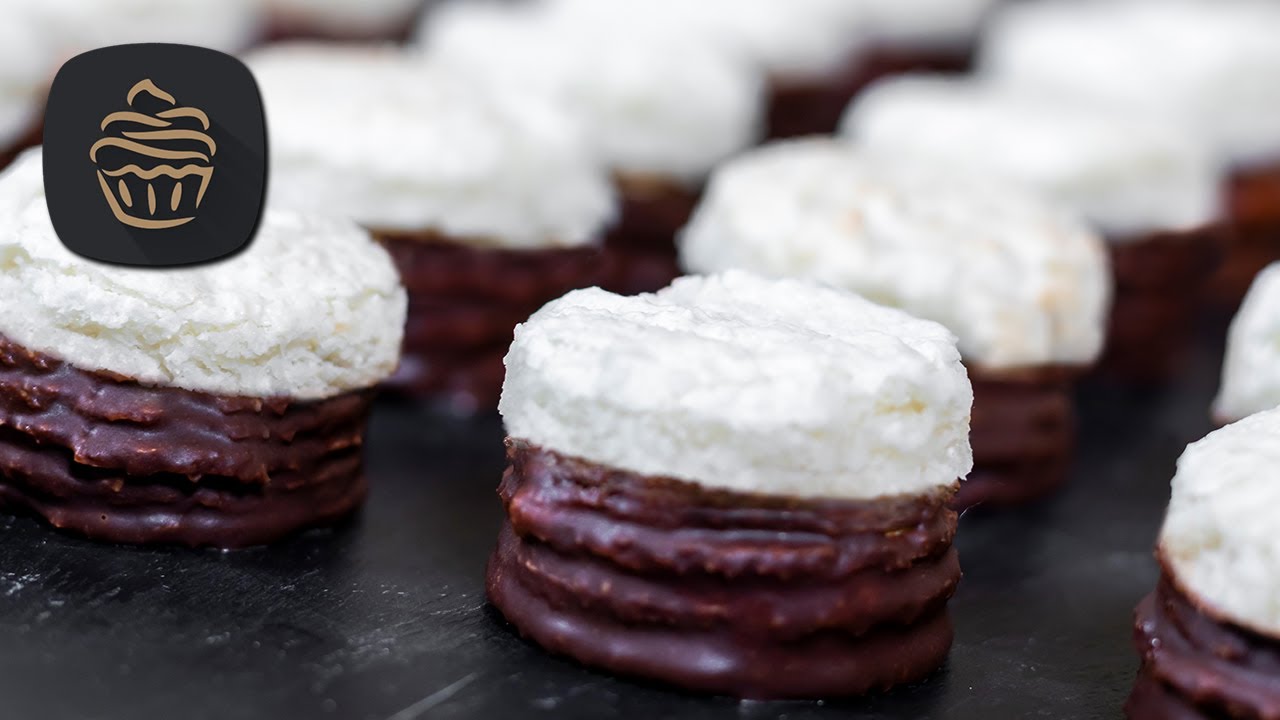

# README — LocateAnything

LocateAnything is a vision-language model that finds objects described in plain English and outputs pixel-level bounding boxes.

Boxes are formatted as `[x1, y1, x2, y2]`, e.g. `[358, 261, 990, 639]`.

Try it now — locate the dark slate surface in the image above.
[0, 319, 1229, 720]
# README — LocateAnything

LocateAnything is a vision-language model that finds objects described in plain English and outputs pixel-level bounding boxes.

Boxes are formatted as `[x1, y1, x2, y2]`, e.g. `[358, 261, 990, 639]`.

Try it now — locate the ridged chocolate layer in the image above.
[1213, 163, 1280, 308]
[767, 46, 972, 140]
[376, 233, 603, 411]
[0, 334, 373, 548]
[958, 366, 1078, 510]
[599, 175, 695, 295]
[1128, 572, 1280, 720]
[1104, 226, 1226, 384]
[487, 440, 960, 699]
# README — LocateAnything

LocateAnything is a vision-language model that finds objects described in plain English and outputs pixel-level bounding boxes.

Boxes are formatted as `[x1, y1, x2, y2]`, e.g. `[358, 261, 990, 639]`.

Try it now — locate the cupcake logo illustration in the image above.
[45, 43, 266, 266]
[90, 79, 217, 230]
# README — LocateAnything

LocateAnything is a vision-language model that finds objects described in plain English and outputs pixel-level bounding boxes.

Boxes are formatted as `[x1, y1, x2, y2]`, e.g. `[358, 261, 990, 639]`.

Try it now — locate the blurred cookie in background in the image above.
[261, 0, 429, 43]
[843, 75, 1226, 385]
[38, 0, 264, 55]
[982, 0, 1280, 310]
[1214, 263, 1280, 425]
[0, 11, 56, 170]
[680, 139, 1112, 509]
[544, 0, 864, 139]
[247, 43, 616, 413]
[418, 0, 765, 295]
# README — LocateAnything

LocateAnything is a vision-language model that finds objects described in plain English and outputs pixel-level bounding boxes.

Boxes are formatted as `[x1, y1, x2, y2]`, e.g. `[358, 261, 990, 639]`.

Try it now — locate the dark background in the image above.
[44, 43, 266, 267]
[0, 320, 1226, 719]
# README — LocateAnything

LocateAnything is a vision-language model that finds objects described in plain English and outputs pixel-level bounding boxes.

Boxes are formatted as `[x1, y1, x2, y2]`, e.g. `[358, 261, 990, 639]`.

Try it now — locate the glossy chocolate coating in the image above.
[1127, 570, 1280, 719]
[0, 334, 372, 548]
[487, 440, 960, 699]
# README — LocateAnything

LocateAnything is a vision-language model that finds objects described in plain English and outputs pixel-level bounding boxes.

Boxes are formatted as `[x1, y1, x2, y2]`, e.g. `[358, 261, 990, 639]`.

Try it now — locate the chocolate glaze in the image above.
[0, 335, 373, 548]
[1128, 572, 1280, 720]
[767, 45, 972, 140]
[600, 175, 697, 295]
[1104, 225, 1227, 384]
[376, 233, 603, 411]
[502, 441, 957, 579]
[502, 525, 960, 640]
[1127, 670, 1211, 720]
[958, 366, 1078, 510]
[1213, 163, 1280, 309]
[487, 440, 960, 699]
[0, 335, 369, 481]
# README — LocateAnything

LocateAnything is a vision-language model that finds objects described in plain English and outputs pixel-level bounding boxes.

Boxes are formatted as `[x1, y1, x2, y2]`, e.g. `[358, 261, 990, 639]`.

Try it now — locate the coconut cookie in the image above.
[680, 139, 1111, 509]
[0, 150, 406, 548]
[1128, 408, 1280, 718]
[1215, 264, 1280, 424]
[843, 75, 1224, 383]
[982, 0, 1280, 308]
[489, 271, 972, 698]
[248, 43, 615, 412]
[418, 0, 764, 294]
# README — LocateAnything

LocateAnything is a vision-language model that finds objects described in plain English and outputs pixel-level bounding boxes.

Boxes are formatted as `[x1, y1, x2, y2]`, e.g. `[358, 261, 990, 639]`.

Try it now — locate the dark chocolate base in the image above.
[487, 440, 960, 699]
[599, 176, 698, 296]
[0, 335, 373, 548]
[1128, 572, 1280, 719]
[767, 45, 972, 140]
[1212, 163, 1280, 309]
[376, 233, 603, 412]
[1103, 226, 1227, 384]
[958, 367, 1078, 511]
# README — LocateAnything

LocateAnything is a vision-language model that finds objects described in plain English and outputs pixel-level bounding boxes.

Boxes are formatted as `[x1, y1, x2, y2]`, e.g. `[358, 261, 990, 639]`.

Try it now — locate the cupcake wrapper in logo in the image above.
[44, 44, 266, 267]
[91, 79, 218, 229]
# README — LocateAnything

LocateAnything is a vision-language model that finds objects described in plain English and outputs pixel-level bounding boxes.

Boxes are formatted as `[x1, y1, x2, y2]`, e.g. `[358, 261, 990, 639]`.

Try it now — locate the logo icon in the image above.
[91, 79, 217, 229]
[44, 44, 266, 267]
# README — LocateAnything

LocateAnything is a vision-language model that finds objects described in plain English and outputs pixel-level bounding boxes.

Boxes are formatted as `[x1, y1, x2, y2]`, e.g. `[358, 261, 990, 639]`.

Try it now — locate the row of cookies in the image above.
[0, 0, 1015, 541]
[321, 0, 1280, 710]
[1, 0, 1279, 712]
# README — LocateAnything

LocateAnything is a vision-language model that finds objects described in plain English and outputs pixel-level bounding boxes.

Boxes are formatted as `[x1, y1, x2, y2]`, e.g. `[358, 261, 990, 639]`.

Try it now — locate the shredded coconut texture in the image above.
[0, 149, 407, 400]
[500, 271, 974, 501]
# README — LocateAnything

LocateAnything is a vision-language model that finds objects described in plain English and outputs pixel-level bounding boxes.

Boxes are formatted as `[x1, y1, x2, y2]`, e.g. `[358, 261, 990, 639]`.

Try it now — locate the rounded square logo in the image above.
[44, 44, 267, 267]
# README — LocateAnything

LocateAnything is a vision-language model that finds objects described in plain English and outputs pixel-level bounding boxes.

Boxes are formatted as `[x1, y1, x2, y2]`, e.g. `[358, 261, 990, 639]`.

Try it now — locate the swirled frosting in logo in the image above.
[90, 79, 217, 229]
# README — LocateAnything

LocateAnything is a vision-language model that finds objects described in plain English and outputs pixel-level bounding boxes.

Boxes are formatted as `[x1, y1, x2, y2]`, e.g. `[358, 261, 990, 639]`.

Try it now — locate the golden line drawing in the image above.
[91, 79, 216, 230]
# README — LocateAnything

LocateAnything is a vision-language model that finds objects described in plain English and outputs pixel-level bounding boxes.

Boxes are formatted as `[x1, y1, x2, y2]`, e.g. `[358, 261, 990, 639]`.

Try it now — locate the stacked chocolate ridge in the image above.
[377, 233, 602, 411]
[488, 441, 961, 699]
[1106, 226, 1227, 383]
[959, 367, 1077, 510]
[1128, 568, 1280, 719]
[0, 334, 372, 548]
